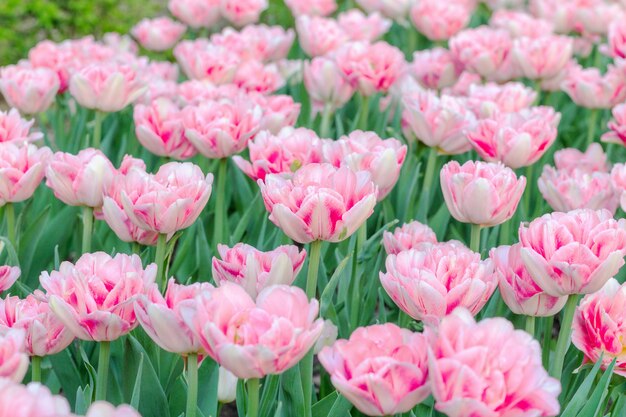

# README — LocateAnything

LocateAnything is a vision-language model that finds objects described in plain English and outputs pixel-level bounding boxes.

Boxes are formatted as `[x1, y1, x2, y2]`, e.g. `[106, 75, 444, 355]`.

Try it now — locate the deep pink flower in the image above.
[0, 66, 59, 115]
[319, 323, 430, 416]
[519, 209, 626, 297]
[0, 143, 51, 205]
[337, 9, 391, 42]
[168, 0, 221, 28]
[411, 48, 462, 90]
[296, 15, 348, 57]
[0, 109, 42, 144]
[410, 0, 472, 41]
[603, 20, 626, 59]
[131, 17, 186, 52]
[383, 221, 438, 255]
[602, 103, 626, 146]
[233, 61, 285, 95]
[220, 0, 268, 26]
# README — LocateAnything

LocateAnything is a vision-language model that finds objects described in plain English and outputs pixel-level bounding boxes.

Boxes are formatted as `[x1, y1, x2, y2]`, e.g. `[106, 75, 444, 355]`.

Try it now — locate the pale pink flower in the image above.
[337, 9, 391, 42]
[512, 35, 573, 80]
[467, 107, 561, 169]
[176, 80, 236, 107]
[538, 166, 618, 214]
[182, 99, 262, 158]
[218, 367, 238, 403]
[314, 319, 338, 354]
[428, 309, 561, 417]
[119, 162, 213, 236]
[254, 94, 301, 134]
[103, 32, 138, 55]
[334, 41, 406, 96]
[554, 143, 609, 173]
[574, 2, 622, 36]
[322, 130, 407, 200]
[131, 17, 186, 52]
[449, 27, 515, 80]
[0, 66, 59, 115]
[490, 10, 554, 38]
[174, 41, 240, 84]
[519, 209, 626, 297]
[296, 16, 348, 57]
[233, 61, 284, 95]
[410, 0, 472, 41]
[441, 160, 526, 227]
[0, 378, 72, 416]
[491, 244, 568, 316]
[561, 61, 626, 109]
[402, 91, 476, 154]
[611, 163, 626, 212]
[212, 243, 306, 298]
[135, 279, 213, 355]
[285, 0, 337, 16]
[380, 242, 497, 324]
[139, 60, 180, 82]
[572, 278, 626, 376]
[85, 402, 141, 417]
[40, 252, 156, 341]
[303, 57, 355, 114]
[258, 163, 378, 243]
[603, 20, 626, 59]
[411, 48, 462, 90]
[355, 0, 413, 20]
[466, 82, 537, 119]
[602, 103, 626, 146]
[181, 283, 324, 379]
[69, 63, 146, 112]
[0, 267, 19, 294]
[220, 0, 268, 26]
[383, 221, 438, 255]
[211, 25, 295, 63]
[0, 291, 74, 357]
[0, 109, 42, 143]
[133, 98, 197, 160]
[168, 0, 221, 28]
[0, 143, 51, 205]
[0, 330, 28, 382]
[233, 127, 322, 181]
[137, 80, 179, 105]
[319, 324, 430, 416]
[529, 0, 578, 34]
[443, 71, 482, 96]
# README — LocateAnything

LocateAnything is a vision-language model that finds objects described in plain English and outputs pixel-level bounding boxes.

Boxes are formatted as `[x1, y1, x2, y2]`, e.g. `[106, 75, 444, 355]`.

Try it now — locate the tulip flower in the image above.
[611, 163, 626, 212]
[466, 82, 537, 118]
[382, 221, 437, 255]
[85, 402, 141, 417]
[296, 16, 348, 57]
[168, 0, 220, 28]
[410, 0, 471, 41]
[0, 330, 29, 383]
[0, 109, 42, 144]
[212, 25, 295, 63]
[0, 66, 60, 114]
[0, 266, 19, 294]
[355, 0, 413, 20]
[220, 0, 268, 27]
[284, 0, 336, 16]
[411, 48, 462, 90]
[174, 41, 240, 84]
[0, 378, 72, 416]
[131, 17, 186, 52]
[490, 10, 554, 38]
[602, 102, 626, 147]
[337, 9, 391, 42]
[511, 35, 573, 80]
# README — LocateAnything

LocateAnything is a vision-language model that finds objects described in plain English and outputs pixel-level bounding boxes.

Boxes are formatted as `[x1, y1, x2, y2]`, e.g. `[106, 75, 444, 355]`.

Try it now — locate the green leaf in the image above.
[576, 359, 616, 417]
[561, 356, 606, 417]
[312, 392, 352, 417]
[259, 374, 280, 417]
[130, 353, 145, 409]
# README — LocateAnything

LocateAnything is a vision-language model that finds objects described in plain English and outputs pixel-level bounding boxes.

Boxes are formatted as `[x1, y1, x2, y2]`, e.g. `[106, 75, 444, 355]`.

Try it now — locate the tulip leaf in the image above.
[279, 365, 306, 417]
[576, 359, 616, 417]
[197, 359, 219, 417]
[561, 356, 605, 417]
[320, 253, 352, 319]
[130, 353, 144, 409]
[230, 193, 262, 244]
[74, 385, 93, 415]
[312, 392, 352, 417]
[49, 348, 85, 409]
[259, 374, 281, 417]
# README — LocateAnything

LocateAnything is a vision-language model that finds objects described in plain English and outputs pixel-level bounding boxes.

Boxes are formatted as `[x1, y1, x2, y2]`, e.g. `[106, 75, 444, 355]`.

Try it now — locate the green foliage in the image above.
[0, 0, 165, 65]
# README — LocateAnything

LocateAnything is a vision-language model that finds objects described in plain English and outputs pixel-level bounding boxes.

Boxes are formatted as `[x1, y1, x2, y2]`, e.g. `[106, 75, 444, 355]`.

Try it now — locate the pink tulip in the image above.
[380, 242, 497, 324]
[554, 143, 609, 173]
[602, 103, 626, 146]
[427, 309, 561, 417]
[138, 80, 179, 105]
[410, 0, 472, 41]
[212, 25, 295, 63]
[45, 148, 114, 208]
[611, 163, 626, 212]
[603, 20, 626, 59]
[168, 0, 221, 28]
[401, 91, 476, 154]
[490, 10, 554, 38]
[574, 3, 621, 36]
[40, 252, 156, 341]
[0, 266, 19, 294]
[0, 66, 59, 115]
[181, 283, 324, 379]
[135, 279, 213, 355]
[519, 209, 626, 297]
[176, 81, 238, 107]
[337, 9, 391, 42]
[233, 127, 322, 181]
[491, 244, 567, 316]
[0, 291, 74, 357]
[314, 319, 338, 354]
[133, 98, 197, 160]
[0, 379, 72, 417]
[258, 163, 378, 243]
[0, 330, 28, 382]
[449, 27, 515, 80]
[220, 0, 268, 26]
[131, 17, 186, 52]
[218, 367, 238, 403]
[119, 162, 213, 237]
[529, 0, 578, 34]
[69, 63, 146, 112]
[323, 130, 407, 200]
[319, 323, 430, 416]
[0, 109, 42, 144]
[233, 61, 285, 95]
[102, 32, 138, 54]
[467, 107, 561, 169]
[334, 41, 406, 96]
[512, 35, 573, 80]
[254, 94, 301, 134]
[182, 99, 262, 159]
[0, 143, 51, 205]
[440, 160, 526, 227]
[174, 41, 240, 84]
[85, 402, 141, 417]
[411, 48, 462, 90]
[538, 166, 618, 214]
[561, 62, 626, 109]
[212, 243, 306, 298]
[303, 57, 355, 114]
[383, 221, 438, 255]
[572, 278, 626, 376]
[355, 0, 413, 20]
[466, 82, 537, 119]
[296, 16, 348, 57]
[285, 0, 337, 16]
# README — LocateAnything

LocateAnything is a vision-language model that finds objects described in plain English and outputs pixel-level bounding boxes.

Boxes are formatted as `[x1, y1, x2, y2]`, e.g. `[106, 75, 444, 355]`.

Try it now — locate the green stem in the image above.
[523, 164, 534, 219]
[358, 94, 370, 131]
[542, 315, 554, 369]
[499, 219, 511, 245]
[186, 353, 199, 417]
[81, 206, 93, 254]
[525, 315, 536, 337]
[587, 109, 599, 146]
[213, 158, 228, 248]
[95, 341, 111, 401]
[31, 356, 42, 383]
[5, 203, 16, 249]
[349, 224, 367, 329]
[469, 224, 481, 254]
[246, 378, 260, 417]
[301, 351, 314, 417]
[92, 111, 104, 149]
[155, 233, 168, 292]
[417, 147, 438, 222]
[320, 104, 333, 138]
[306, 240, 322, 300]
[550, 295, 579, 379]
